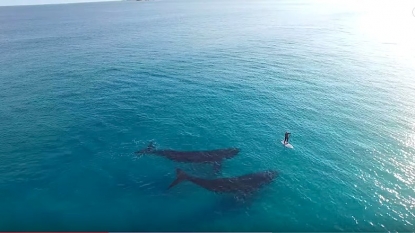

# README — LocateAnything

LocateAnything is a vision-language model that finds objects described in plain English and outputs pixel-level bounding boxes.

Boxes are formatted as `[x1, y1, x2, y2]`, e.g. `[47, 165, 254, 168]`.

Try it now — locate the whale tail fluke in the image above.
[168, 168, 188, 189]
[135, 141, 156, 154]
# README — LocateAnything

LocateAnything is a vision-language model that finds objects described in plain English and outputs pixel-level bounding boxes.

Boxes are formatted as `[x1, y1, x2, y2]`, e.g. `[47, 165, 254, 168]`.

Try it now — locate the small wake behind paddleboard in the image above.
[281, 140, 293, 149]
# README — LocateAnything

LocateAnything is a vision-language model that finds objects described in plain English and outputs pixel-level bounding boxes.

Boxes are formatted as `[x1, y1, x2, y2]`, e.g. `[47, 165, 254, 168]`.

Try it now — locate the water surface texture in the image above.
[1, 0, 415, 231]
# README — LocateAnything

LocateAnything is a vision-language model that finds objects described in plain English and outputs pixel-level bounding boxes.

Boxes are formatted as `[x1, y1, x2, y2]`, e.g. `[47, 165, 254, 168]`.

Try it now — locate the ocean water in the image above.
[1, 0, 415, 231]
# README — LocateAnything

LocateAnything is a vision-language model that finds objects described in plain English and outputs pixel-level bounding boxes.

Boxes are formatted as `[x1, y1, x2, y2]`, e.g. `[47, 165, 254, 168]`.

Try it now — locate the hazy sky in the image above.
[0, 0, 118, 6]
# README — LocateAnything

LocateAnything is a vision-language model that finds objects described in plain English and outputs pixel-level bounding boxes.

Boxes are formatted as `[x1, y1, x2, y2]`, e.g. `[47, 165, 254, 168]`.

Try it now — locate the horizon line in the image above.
[0, 0, 122, 7]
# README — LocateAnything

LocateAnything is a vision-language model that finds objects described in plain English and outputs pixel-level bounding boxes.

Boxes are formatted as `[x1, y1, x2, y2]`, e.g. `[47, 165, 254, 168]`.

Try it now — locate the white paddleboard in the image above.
[281, 140, 293, 149]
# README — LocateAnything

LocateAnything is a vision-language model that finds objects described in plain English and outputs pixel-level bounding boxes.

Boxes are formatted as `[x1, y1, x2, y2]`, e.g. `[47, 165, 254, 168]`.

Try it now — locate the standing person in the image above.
[283, 132, 291, 144]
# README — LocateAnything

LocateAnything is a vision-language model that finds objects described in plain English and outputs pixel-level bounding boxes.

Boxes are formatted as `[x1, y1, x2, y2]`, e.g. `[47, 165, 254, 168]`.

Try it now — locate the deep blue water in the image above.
[1, 0, 415, 231]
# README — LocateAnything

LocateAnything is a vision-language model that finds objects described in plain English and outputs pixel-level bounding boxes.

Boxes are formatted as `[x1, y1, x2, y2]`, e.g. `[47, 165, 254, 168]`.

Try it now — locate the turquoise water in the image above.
[1, 0, 415, 231]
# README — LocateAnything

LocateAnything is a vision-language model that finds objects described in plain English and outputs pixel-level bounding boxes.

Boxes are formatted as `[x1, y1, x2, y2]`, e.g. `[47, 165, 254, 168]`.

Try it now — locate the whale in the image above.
[168, 168, 278, 195]
[135, 142, 240, 172]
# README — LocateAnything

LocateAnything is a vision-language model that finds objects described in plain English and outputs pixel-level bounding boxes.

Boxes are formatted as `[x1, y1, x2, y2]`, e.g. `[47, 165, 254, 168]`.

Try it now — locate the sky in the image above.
[0, 0, 118, 6]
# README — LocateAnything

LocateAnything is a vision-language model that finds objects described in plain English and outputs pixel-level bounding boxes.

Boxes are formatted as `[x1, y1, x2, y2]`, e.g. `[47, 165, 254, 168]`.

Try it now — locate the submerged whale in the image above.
[168, 168, 278, 195]
[135, 142, 240, 172]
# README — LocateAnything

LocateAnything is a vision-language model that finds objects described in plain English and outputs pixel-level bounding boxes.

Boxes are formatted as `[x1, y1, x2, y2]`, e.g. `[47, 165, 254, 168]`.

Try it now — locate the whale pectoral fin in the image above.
[213, 161, 222, 175]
